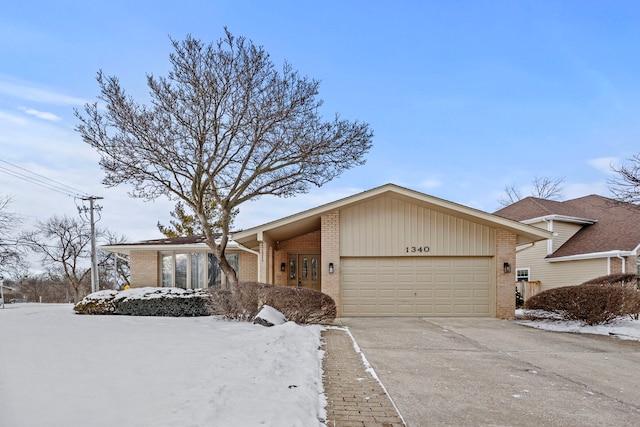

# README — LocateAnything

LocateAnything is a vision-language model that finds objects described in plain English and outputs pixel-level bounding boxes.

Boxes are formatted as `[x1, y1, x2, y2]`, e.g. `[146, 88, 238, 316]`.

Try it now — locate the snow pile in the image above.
[0, 303, 326, 426]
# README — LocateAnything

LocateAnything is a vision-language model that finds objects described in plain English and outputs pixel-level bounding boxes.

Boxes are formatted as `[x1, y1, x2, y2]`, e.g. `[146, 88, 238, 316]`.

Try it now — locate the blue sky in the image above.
[1, 0, 640, 244]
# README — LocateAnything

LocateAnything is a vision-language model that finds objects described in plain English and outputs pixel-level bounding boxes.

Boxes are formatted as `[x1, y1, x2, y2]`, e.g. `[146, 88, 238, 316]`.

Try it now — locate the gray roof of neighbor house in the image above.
[494, 195, 640, 258]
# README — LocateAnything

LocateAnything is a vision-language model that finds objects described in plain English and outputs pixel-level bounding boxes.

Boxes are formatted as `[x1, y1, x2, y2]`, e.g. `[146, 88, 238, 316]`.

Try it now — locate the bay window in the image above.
[161, 252, 239, 289]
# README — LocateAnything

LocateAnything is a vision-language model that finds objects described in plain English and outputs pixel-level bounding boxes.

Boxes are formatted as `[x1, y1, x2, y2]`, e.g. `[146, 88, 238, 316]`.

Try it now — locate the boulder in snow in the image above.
[253, 305, 287, 327]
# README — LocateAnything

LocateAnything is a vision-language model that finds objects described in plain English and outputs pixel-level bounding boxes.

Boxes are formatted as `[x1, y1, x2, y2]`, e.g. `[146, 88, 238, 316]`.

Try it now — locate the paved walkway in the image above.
[321, 328, 405, 427]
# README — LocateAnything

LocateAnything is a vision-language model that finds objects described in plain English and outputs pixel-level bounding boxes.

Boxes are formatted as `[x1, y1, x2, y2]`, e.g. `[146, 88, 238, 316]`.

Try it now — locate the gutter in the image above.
[546, 250, 635, 263]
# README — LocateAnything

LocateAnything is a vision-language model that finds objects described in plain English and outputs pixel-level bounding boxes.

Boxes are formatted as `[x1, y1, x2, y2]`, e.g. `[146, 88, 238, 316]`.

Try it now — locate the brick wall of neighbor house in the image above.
[274, 230, 321, 286]
[321, 212, 340, 313]
[130, 250, 159, 287]
[495, 229, 516, 319]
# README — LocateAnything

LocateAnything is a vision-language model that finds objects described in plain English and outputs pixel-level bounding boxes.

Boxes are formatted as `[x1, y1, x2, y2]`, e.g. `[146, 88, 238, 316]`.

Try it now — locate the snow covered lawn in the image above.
[516, 309, 640, 341]
[0, 303, 326, 427]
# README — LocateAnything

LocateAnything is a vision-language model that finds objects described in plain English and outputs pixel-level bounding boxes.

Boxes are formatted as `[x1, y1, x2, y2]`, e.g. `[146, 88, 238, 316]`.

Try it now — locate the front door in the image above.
[288, 254, 321, 291]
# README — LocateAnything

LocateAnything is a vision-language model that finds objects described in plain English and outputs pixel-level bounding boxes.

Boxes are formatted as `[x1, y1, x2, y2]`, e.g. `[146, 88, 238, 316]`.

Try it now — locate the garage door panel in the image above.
[341, 257, 493, 317]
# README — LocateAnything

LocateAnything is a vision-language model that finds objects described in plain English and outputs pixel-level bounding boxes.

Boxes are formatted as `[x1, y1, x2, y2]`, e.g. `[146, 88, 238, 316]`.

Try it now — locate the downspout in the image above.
[617, 253, 626, 274]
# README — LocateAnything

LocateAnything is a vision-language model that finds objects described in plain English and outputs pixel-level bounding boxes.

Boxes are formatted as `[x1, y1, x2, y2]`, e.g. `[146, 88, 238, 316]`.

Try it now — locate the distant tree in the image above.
[157, 200, 233, 238]
[0, 195, 23, 273]
[75, 29, 373, 285]
[498, 176, 565, 207]
[609, 154, 640, 204]
[21, 215, 102, 303]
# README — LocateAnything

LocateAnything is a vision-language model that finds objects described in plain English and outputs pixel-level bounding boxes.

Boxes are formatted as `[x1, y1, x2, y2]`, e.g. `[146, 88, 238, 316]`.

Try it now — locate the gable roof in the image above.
[494, 194, 640, 258]
[233, 183, 551, 249]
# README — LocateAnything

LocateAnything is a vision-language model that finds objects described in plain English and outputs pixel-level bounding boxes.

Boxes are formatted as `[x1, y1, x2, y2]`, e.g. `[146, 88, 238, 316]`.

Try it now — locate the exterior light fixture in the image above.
[503, 262, 511, 274]
[280, 263, 286, 272]
[328, 263, 334, 274]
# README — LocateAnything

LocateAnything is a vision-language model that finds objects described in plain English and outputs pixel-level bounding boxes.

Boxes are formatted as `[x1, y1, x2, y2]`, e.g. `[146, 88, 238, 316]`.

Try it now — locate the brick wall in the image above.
[495, 229, 516, 318]
[130, 250, 159, 287]
[274, 230, 322, 286]
[238, 251, 258, 282]
[321, 211, 341, 314]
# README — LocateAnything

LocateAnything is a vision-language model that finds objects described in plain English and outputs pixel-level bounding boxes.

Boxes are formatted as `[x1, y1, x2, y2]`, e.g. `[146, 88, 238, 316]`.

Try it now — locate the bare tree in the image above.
[498, 176, 565, 207]
[21, 215, 100, 302]
[157, 200, 233, 238]
[609, 154, 640, 204]
[0, 195, 23, 272]
[75, 30, 373, 285]
[98, 230, 130, 290]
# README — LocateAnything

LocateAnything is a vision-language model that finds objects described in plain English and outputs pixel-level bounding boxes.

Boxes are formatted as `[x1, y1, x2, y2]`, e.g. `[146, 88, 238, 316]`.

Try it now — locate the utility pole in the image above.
[79, 196, 103, 293]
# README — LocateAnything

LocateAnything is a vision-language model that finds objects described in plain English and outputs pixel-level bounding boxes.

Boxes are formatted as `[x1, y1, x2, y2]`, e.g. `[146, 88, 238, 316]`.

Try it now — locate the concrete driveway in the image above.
[338, 317, 640, 426]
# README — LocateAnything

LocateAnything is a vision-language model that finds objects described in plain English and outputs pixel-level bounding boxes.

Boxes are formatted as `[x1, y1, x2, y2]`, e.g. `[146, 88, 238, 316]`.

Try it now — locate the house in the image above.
[494, 194, 640, 294]
[101, 184, 550, 318]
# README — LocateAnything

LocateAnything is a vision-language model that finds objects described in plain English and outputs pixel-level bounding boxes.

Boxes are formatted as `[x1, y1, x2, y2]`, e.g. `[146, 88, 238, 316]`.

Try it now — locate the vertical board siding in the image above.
[340, 195, 495, 256]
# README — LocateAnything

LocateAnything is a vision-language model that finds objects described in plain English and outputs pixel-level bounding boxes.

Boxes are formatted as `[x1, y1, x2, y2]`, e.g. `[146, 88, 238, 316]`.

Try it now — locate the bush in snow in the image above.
[524, 284, 640, 325]
[208, 282, 336, 324]
[580, 273, 639, 290]
[73, 290, 119, 314]
[74, 287, 211, 316]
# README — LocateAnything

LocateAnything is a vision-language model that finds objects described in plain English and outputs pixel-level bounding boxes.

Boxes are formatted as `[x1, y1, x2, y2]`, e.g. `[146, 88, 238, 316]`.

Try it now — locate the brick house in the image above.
[102, 184, 550, 318]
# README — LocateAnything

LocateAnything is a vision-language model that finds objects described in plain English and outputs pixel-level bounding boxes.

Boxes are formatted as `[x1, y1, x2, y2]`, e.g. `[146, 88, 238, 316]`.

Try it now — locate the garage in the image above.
[341, 256, 493, 316]
[233, 184, 551, 319]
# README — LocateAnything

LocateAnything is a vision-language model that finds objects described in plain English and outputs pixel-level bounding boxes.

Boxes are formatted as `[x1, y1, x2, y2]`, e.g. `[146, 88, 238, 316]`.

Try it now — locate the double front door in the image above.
[287, 254, 321, 291]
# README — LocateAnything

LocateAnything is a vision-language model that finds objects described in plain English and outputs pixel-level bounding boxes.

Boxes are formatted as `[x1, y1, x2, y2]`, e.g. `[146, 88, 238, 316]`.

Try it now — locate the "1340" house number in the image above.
[405, 246, 430, 253]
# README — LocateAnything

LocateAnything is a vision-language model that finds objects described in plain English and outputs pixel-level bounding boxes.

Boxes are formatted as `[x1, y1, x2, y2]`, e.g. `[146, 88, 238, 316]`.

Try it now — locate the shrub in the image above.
[524, 284, 640, 325]
[208, 282, 336, 324]
[515, 287, 524, 309]
[74, 288, 211, 316]
[73, 290, 119, 314]
[580, 273, 639, 289]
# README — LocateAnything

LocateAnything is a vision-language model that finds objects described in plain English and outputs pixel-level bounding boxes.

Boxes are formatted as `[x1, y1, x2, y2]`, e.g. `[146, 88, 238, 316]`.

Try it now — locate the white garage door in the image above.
[341, 257, 493, 316]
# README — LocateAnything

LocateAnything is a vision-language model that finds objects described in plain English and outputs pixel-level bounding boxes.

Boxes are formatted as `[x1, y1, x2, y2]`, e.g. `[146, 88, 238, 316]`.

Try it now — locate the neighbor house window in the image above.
[161, 252, 238, 289]
[516, 268, 530, 282]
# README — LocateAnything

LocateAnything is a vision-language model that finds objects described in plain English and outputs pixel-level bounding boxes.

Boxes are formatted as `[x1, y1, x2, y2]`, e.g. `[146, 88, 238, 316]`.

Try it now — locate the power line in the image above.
[0, 159, 90, 198]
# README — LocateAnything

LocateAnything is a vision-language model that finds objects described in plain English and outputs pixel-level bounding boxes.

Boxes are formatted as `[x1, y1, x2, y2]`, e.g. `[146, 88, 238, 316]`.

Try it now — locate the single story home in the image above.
[102, 184, 550, 318]
[494, 194, 640, 294]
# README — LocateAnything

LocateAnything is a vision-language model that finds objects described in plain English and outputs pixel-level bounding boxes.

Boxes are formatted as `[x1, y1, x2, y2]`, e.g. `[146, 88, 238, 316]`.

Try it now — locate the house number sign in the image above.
[405, 246, 430, 253]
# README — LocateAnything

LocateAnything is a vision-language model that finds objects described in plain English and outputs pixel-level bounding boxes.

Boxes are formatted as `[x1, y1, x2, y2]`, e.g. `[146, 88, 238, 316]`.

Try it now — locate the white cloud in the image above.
[419, 177, 442, 190]
[0, 75, 87, 106]
[0, 111, 27, 125]
[587, 157, 618, 174]
[18, 107, 61, 121]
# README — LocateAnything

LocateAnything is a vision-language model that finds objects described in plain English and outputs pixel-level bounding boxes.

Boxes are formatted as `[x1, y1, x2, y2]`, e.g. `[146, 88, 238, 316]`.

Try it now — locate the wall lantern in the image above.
[280, 263, 286, 272]
[503, 262, 511, 274]
[328, 263, 334, 274]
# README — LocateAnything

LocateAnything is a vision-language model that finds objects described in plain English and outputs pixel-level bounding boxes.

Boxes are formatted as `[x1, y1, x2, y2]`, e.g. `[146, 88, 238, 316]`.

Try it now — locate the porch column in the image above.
[321, 211, 341, 314]
[496, 229, 516, 319]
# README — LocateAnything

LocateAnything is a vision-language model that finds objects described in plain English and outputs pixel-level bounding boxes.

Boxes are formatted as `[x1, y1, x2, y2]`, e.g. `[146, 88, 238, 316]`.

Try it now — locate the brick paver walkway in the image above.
[321, 328, 405, 427]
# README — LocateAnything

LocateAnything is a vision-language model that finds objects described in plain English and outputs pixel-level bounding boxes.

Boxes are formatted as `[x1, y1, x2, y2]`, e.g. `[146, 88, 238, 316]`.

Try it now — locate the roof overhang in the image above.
[100, 240, 244, 256]
[522, 215, 596, 225]
[233, 184, 552, 249]
[546, 250, 636, 262]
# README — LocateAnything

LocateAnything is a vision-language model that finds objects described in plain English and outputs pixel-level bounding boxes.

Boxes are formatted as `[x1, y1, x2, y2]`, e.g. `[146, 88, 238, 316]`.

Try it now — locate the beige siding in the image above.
[516, 243, 608, 291]
[551, 221, 582, 252]
[340, 195, 495, 257]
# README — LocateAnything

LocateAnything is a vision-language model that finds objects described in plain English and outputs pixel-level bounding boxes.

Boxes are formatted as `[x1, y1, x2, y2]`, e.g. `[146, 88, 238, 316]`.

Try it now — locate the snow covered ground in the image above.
[516, 309, 640, 341]
[0, 303, 326, 427]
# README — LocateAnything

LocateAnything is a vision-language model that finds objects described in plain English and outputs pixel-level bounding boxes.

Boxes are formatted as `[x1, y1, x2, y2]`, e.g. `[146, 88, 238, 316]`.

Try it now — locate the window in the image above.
[516, 268, 530, 282]
[161, 252, 239, 289]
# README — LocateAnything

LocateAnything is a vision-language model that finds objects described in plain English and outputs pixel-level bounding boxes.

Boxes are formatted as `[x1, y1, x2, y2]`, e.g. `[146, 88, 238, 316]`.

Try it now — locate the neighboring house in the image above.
[102, 184, 550, 318]
[494, 194, 640, 293]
